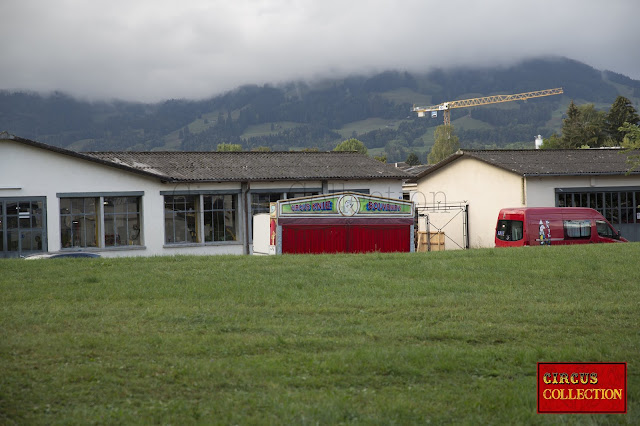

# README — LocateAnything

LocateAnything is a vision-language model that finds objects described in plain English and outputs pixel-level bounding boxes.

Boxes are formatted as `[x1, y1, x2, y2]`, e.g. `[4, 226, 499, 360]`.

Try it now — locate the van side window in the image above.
[563, 220, 591, 239]
[496, 220, 523, 241]
[596, 220, 616, 239]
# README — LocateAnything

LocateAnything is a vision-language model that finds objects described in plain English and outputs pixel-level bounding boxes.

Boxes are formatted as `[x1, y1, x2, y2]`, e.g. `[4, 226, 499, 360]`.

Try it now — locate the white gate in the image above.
[416, 201, 469, 251]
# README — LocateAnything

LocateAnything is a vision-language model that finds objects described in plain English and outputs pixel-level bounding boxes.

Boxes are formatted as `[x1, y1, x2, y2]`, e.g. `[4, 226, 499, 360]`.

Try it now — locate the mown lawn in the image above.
[1, 244, 638, 424]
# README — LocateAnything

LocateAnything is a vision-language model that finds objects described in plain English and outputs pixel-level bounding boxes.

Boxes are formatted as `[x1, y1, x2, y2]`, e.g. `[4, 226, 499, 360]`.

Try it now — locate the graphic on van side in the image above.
[538, 220, 551, 245]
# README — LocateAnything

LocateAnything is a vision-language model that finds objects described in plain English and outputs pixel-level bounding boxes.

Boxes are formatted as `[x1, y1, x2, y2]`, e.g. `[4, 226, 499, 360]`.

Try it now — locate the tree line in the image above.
[542, 96, 640, 148]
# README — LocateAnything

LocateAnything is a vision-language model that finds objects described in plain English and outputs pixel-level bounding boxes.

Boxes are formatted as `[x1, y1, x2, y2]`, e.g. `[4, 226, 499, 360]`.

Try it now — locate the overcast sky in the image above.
[1, 0, 638, 103]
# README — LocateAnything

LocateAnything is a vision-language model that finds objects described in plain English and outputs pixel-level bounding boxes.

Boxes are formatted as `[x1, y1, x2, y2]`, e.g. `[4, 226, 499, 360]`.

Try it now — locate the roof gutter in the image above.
[523, 172, 640, 177]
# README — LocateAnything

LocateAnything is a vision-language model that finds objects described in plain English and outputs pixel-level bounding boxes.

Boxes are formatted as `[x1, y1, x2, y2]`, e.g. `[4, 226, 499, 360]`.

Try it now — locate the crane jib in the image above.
[412, 88, 563, 115]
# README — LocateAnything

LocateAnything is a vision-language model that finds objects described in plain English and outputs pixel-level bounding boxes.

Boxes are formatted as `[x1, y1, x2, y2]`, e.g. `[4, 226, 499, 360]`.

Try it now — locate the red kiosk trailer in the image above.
[495, 207, 628, 247]
[271, 192, 415, 254]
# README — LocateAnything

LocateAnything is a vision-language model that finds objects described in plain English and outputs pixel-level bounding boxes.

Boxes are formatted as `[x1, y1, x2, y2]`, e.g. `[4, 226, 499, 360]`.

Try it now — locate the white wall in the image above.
[526, 175, 640, 207]
[414, 157, 524, 248]
[1, 140, 244, 257]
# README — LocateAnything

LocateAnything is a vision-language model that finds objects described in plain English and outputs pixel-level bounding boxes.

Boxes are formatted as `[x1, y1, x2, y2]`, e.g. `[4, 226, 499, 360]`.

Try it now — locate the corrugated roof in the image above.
[85, 151, 412, 182]
[3, 134, 411, 182]
[412, 148, 640, 181]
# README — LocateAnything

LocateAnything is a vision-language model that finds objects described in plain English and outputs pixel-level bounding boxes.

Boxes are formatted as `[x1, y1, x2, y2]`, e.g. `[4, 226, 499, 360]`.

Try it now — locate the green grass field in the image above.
[1, 244, 638, 424]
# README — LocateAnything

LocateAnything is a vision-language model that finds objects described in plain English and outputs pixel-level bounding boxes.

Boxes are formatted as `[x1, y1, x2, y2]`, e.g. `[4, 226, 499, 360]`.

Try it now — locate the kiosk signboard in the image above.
[278, 193, 413, 218]
[275, 192, 414, 254]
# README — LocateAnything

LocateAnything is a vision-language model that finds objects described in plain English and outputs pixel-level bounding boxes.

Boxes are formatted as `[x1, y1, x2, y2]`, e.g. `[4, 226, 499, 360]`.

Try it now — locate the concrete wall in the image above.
[414, 157, 524, 248]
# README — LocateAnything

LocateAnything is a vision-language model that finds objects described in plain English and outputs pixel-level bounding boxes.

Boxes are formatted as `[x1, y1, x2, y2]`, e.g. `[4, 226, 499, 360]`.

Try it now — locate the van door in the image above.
[528, 214, 563, 245]
[595, 220, 623, 243]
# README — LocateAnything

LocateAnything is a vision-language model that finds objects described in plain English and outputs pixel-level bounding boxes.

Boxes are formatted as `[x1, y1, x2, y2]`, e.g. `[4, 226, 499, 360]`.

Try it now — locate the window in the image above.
[251, 193, 283, 216]
[289, 192, 320, 199]
[60, 198, 98, 248]
[104, 197, 141, 246]
[596, 220, 616, 239]
[59, 194, 143, 249]
[556, 189, 640, 226]
[251, 191, 320, 216]
[164, 195, 199, 244]
[329, 189, 370, 195]
[496, 220, 523, 241]
[564, 220, 591, 239]
[203, 195, 236, 242]
[164, 193, 238, 245]
[1, 198, 46, 257]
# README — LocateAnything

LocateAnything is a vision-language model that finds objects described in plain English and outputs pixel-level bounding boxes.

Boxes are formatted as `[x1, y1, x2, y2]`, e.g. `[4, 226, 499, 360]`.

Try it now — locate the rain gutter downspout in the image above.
[242, 181, 250, 254]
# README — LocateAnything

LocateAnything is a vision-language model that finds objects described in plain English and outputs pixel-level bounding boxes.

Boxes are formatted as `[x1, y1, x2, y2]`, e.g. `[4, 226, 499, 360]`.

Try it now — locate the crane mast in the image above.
[412, 87, 564, 125]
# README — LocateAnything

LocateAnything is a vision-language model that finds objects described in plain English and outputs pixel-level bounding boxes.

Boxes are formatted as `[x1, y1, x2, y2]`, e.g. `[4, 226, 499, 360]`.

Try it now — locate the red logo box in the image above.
[537, 362, 627, 414]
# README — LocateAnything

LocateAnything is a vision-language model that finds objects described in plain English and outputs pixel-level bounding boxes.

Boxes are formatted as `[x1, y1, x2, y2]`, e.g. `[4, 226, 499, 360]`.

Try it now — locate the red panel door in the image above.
[281, 225, 347, 254]
[348, 225, 410, 253]
[282, 223, 410, 254]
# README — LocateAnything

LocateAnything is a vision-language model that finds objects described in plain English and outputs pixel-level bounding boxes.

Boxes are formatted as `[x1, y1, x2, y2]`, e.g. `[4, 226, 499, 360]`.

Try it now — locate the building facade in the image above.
[0, 134, 410, 258]
[411, 149, 640, 248]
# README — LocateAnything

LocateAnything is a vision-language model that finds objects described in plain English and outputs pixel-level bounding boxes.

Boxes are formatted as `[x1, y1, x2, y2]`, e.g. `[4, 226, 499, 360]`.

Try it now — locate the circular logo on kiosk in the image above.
[337, 194, 359, 216]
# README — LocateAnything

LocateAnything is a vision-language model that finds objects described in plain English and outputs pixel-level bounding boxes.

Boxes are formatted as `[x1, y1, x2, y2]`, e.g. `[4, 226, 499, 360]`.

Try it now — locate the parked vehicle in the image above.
[495, 207, 627, 247]
[24, 252, 101, 260]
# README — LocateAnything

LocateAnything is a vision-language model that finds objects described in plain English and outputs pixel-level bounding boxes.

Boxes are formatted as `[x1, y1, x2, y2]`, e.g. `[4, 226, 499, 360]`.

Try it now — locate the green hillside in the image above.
[1, 57, 639, 160]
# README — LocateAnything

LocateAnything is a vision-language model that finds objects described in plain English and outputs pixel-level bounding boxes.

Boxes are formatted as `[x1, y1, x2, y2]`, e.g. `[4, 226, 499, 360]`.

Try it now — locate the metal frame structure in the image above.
[416, 202, 469, 250]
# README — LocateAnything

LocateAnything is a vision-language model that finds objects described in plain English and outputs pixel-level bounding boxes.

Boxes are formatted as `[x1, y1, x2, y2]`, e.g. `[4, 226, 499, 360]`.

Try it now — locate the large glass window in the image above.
[556, 190, 639, 226]
[60, 198, 98, 248]
[251, 193, 283, 216]
[0, 202, 3, 253]
[104, 197, 141, 246]
[59, 195, 143, 249]
[251, 191, 319, 216]
[164, 195, 198, 244]
[164, 194, 239, 245]
[1, 198, 46, 257]
[496, 220, 523, 241]
[203, 195, 237, 242]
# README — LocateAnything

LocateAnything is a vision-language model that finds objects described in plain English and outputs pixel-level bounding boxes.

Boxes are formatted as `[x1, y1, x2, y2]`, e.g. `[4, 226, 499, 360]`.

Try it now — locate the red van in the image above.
[495, 207, 627, 247]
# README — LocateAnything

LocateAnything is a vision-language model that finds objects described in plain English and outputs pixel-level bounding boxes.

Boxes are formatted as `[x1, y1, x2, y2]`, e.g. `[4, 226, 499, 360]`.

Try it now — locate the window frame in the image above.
[0, 197, 48, 257]
[496, 219, 524, 242]
[57, 192, 144, 250]
[555, 187, 640, 226]
[162, 191, 241, 246]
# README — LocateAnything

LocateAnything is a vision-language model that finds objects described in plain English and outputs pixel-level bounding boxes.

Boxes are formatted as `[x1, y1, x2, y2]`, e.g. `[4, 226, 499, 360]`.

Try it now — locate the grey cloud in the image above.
[1, 0, 638, 102]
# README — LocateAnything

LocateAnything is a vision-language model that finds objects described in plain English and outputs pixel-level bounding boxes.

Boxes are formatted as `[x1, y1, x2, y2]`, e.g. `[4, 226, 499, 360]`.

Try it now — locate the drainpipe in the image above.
[242, 182, 250, 254]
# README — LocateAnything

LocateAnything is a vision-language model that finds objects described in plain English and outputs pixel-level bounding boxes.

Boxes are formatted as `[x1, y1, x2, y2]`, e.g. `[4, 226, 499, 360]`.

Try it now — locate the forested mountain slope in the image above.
[1, 57, 639, 161]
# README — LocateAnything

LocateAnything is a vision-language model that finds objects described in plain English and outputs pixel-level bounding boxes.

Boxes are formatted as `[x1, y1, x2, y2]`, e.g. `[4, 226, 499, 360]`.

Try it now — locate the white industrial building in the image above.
[0, 133, 410, 258]
[410, 149, 640, 249]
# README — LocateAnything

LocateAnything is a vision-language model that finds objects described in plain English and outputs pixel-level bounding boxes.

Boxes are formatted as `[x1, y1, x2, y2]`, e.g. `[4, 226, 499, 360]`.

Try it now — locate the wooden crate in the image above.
[417, 231, 445, 252]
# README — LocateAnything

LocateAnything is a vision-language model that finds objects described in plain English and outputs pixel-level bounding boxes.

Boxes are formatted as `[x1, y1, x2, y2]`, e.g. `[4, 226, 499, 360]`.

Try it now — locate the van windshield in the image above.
[496, 220, 523, 241]
[596, 220, 618, 239]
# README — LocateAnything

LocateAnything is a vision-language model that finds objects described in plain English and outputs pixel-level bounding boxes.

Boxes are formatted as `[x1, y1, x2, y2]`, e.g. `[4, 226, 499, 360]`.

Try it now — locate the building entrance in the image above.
[0, 197, 47, 258]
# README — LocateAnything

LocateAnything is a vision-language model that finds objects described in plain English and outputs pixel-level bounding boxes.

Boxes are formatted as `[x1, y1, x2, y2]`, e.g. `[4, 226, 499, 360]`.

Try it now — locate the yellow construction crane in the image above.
[412, 87, 564, 125]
